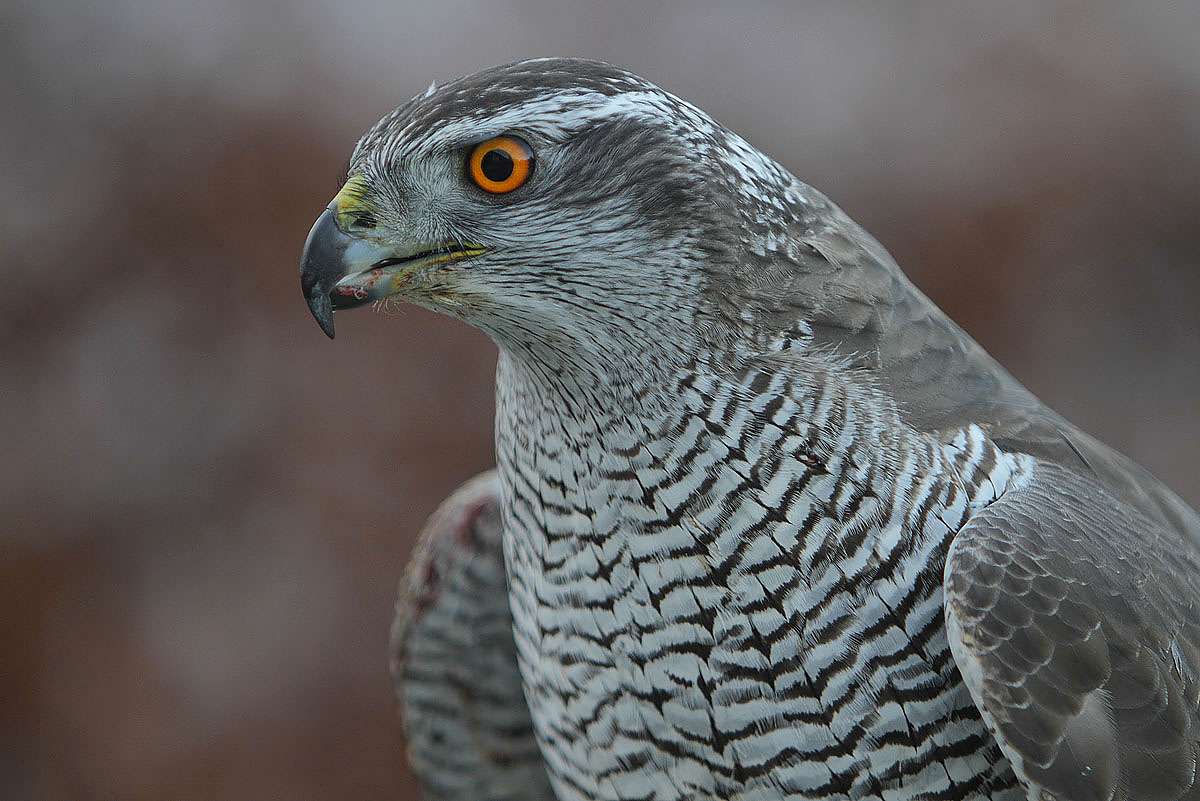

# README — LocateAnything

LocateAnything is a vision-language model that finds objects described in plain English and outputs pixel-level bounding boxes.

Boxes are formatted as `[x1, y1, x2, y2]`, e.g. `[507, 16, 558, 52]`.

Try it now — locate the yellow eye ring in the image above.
[468, 136, 533, 193]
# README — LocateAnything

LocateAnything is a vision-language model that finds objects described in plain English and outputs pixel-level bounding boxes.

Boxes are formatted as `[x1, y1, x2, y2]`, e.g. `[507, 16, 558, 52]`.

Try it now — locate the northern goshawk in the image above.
[301, 58, 1200, 801]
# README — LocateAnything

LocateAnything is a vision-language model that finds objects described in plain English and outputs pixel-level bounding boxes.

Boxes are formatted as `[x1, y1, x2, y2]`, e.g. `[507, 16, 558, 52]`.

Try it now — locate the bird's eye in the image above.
[467, 136, 533, 193]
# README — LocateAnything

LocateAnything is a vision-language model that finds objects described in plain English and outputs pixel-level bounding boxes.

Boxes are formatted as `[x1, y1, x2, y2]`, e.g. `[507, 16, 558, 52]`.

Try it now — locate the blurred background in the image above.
[3, 1, 1198, 798]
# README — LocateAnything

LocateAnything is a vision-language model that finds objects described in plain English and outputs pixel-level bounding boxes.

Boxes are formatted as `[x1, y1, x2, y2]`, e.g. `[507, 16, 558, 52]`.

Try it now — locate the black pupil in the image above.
[480, 148, 515, 183]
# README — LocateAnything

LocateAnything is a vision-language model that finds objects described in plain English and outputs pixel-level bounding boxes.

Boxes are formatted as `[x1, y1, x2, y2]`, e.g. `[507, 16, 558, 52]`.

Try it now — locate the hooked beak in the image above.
[300, 201, 486, 339]
[300, 208, 350, 339]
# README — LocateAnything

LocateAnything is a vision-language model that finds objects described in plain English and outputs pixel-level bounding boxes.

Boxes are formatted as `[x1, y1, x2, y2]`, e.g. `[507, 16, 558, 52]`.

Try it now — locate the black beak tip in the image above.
[307, 289, 336, 339]
[300, 208, 344, 339]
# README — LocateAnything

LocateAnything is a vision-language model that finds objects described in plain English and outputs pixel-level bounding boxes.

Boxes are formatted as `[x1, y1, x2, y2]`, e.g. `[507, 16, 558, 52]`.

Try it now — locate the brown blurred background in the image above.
[3, 1, 1198, 799]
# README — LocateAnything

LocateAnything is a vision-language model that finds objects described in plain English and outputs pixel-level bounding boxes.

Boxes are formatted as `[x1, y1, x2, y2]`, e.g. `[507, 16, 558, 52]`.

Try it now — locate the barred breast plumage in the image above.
[494, 348, 1030, 800]
[303, 58, 1200, 801]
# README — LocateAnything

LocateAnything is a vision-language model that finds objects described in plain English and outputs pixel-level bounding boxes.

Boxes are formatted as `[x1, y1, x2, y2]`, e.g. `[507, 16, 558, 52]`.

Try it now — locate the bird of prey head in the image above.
[300, 57, 896, 378]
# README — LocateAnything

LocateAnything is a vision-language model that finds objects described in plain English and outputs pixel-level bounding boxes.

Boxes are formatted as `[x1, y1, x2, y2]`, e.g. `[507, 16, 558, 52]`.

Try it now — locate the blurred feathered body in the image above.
[390, 471, 555, 801]
[304, 60, 1200, 801]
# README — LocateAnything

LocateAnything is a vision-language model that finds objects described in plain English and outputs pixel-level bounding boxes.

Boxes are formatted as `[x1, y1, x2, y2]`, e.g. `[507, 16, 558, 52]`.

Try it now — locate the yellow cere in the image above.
[332, 175, 373, 229]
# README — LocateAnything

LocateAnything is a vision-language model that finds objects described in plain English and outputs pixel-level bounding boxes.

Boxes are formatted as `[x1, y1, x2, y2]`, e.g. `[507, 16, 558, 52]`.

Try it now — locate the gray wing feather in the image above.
[729, 195, 1200, 800]
[750, 200, 1200, 546]
[799, 200, 1200, 800]
[390, 470, 557, 801]
[945, 460, 1200, 801]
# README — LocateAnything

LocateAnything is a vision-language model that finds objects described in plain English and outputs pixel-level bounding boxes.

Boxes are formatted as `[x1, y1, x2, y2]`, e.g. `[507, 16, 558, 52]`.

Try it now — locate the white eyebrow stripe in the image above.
[377, 87, 718, 162]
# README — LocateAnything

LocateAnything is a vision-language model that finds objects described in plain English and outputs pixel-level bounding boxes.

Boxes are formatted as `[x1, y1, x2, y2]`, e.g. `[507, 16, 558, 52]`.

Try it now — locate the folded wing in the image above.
[945, 461, 1200, 801]
[390, 470, 556, 801]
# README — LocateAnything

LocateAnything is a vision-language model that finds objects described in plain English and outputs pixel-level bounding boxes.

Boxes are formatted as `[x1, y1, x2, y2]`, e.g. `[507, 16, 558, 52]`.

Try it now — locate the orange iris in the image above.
[468, 136, 533, 193]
